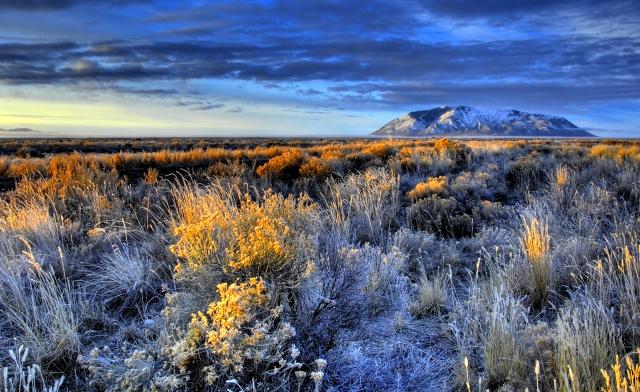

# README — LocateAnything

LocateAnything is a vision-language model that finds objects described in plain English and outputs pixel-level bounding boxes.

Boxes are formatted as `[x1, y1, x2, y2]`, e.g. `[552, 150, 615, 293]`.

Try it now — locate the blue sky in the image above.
[0, 0, 638, 137]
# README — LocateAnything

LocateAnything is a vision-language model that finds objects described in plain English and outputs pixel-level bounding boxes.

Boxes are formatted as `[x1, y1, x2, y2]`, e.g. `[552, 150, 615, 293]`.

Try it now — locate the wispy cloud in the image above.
[191, 103, 225, 111]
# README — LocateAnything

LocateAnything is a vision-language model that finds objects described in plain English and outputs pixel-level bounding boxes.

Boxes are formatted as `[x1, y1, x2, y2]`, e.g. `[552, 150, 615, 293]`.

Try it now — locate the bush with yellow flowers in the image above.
[183, 277, 300, 385]
[407, 176, 448, 199]
[166, 190, 320, 388]
[170, 191, 318, 283]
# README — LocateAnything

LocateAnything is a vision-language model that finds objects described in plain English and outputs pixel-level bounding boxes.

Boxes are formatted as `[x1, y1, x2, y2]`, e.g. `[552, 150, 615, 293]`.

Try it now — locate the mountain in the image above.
[372, 106, 595, 137]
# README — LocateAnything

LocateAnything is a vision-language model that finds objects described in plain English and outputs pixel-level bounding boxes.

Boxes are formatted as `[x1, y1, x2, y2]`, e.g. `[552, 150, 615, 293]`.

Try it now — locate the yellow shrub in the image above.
[256, 148, 304, 178]
[299, 157, 332, 177]
[590, 144, 640, 163]
[8, 159, 44, 177]
[320, 147, 346, 160]
[170, 211, 232, 270]
[363, 142, 395, 158]
[407, 176, 448, 199]
[187, 278, 268, 363]
[0, 157, 10, 177]
[170, 192, 317, 283]
[184, 277, 297, 383]
[433, 138, 471, 166]
[590, 144, 616, 159]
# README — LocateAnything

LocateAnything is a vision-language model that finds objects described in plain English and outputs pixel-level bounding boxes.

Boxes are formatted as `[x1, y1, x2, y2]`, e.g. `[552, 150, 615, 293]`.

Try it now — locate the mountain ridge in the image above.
[372, 106, 595, 137]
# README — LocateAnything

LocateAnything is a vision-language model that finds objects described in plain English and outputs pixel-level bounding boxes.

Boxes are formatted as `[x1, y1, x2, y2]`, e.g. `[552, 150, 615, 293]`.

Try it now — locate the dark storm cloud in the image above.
[2, 37, 637, 86]
[0, 41, 78, 61]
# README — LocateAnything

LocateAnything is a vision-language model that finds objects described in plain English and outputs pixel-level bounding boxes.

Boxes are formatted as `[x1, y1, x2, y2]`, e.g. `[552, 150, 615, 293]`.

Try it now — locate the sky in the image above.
[0, 0, 638, 137]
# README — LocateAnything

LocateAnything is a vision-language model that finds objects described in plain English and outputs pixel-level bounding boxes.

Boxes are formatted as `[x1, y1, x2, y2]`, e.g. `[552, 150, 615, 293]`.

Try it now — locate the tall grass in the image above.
[520, 215, 551, 308]
[326, 168, 399, 244]
[0, 268, 82, 373]
[555, 295, 622, 392]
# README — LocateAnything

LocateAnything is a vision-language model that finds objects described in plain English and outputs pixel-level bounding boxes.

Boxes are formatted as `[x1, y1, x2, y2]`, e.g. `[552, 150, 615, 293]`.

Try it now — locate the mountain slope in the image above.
[372, 106, 595, 137]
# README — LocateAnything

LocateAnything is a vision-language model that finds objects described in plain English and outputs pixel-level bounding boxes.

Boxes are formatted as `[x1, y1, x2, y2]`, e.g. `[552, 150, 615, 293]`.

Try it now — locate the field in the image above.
[0, 137, 639, 391]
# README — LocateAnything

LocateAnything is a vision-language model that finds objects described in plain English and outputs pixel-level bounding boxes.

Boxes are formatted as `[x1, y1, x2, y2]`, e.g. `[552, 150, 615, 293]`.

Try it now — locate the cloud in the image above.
[191, 103, 225, 111]
[112, 87, 179, 96]
[335, 81, 640, 110]
[421, 0, 639, 19]
[0, 0, 147, 10]
[297, 88, 322, 96]
[0, 0, 78, 10]
[2, 36, 638, 84]
[1, 36, 637, 110]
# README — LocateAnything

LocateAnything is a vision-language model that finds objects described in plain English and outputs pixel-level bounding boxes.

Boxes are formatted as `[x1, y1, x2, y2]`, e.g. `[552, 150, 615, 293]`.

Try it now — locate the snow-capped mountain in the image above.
[372, 106, 595, 137]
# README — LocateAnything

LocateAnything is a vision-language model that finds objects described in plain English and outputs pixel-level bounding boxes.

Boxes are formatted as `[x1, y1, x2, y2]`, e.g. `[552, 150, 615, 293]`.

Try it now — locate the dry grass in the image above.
[554, 164, 571, 187]
[0, 268, 82, 373]
[600, 349, 640, 392]
[483, 287, 529, 387]
[1, 346, 65, 392]
[520, 215, 551, 308]
[410, 272, 448, 317]
[326, 168, 399, 244]
[555, 295, 622, 392]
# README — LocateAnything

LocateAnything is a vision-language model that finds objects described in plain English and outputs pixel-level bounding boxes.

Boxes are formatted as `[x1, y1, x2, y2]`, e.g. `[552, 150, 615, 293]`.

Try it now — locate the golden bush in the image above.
[169, 190, 318, 386]
[0, 157, 10, 177]
[187, 278, 268, 365]
[182, 276, 298, 385]
[590, 144, 640, 163]
[170, 211, 232, 270]
[170, 191, 318, 283]
[299, 156, 332, 177]
[8, 159, 44, 177]
[256, 148, 304, 178]
[433, 138, 471, 166]
[363, 142, 395, 158]
[407, 176, 448, 199]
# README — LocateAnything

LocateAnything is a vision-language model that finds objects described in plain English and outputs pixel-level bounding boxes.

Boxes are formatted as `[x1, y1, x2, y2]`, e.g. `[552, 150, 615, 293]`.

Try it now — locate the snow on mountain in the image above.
[372, 106, 595, 137]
